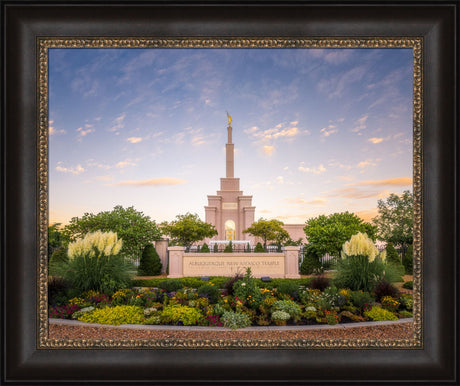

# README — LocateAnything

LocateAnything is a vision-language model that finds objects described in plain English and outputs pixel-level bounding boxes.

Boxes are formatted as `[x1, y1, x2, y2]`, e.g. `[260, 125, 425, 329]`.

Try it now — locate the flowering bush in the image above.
[364, 306, 398, 321]
[49, 304, 81, 319]
[380, 296, 400, 312]
[271, 310, 290, 325]
[334, 232, 395, 291]
[233, 268, 262, 309]
[399, 294, 413, 311]
[221, 311, 252, 330]
[58, 231, 131, 294]
[325, 310, 340, 325]
[78, 305, 144, 325]
[271, 300, 302, 321]
[160, 304, 203, 326]
[71, 306, 95, 320]
[351, 290, 375, 310]
[112, 289, 135, 305]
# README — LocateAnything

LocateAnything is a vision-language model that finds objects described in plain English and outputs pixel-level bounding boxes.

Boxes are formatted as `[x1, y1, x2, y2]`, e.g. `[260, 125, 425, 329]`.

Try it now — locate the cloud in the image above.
[320, 127, 338, 137]
[356, 159, 377, 169]
[368, 137, 383, 144]
[115, 159, 137, 168]
[110, 177, 187, 187]
[246, 121, 301, 143]
[93, 175, 114, 182]
[55, 162, 85, 175]
[351, 114, 368, 133]
[49, 120, 66, 135]
[286, 197, 307, 204]
[108, 113, 126, 133]
[191, 136, 206, 146]
[276, 176, 284, 184]
[348, 177, 412, 187]
[263, 145, 275, 156]
[298, 163, 326, 174]
[127, 137, 143, 144]
[76, 127, 95, 138]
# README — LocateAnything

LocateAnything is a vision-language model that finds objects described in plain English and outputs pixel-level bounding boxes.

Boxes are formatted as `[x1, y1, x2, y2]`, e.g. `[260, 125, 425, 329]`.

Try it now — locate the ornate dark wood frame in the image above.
[2, 2, 457, 383]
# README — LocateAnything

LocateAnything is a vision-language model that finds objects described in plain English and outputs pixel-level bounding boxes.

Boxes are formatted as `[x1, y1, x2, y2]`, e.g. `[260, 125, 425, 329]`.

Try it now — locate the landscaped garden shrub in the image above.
[160, 304, 203, 326]
[380, 296, 400, 312]
[399, 310, 413, 318]
[138, 244, 162, 276]
[317, 286, 346, 310]
[351, 290, 375, 310]
[49, 304, 81, 319]
[48, 276, 76, 305]
[402, 244, 413, 274]
[364, 306, 398, 321]
[233, 268, 262, 309]
[385, 242, 401, 264]
[221, 311, 252, 330]
[334, 232, 402, 292]
[78, 305, 144, 325]
[274, 281, 301, 301]
[271, 310, 290, 325]
[254, 242, 265, 252]
[309, 276, 331, 291]
[49, 246, 69, 275]
[224, 241, 233, 253]
[111, 288, 135, 306]
[402, 280, 413, 290]
[197, 283, 220, 304]
[213, 243, 218, 253]
[201, 243, 210, 253]
[399, 294, 413, 311]
[71, 306, 95, 320]
[300, 245, 321, 275]
[158, 279, 184, 292]
[373, 280, 399, 302]
[57, 230, 131, 294]
[271, 300, 301, 321]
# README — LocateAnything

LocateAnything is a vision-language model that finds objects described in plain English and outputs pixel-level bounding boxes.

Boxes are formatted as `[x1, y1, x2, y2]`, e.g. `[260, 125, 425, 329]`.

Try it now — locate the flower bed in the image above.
[49, 270, 413, 330]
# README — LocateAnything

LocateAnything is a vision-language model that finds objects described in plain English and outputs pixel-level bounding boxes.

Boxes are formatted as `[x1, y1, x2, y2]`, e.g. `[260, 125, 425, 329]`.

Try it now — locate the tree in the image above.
[385, 242, 402, 265]
[372, 190, 413, 249]
[48, 223, 67, 258]
[201, 243, 210, 253]
[224, 241, 233, 253]
[161, 212, 217, 249]
[402, 244, 413, 274]
[303, 212, 377, 258]
[63, 206, 162, 262]
[243, 218, 289, 249]
[254, 242, 265, 252]
[300, 244, 322, 275]
[138, 244, 162, 276]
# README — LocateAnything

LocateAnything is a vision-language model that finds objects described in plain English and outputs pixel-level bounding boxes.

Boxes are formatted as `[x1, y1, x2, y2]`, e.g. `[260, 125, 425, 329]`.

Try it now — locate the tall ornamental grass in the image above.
[57, 231, 132, 294]
[334, 232, 403, 292]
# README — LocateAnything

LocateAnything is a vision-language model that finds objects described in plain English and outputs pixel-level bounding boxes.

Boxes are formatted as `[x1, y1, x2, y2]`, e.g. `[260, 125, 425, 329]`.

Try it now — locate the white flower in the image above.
[67, 230, 123, 259]
[342, 232, 379, 261]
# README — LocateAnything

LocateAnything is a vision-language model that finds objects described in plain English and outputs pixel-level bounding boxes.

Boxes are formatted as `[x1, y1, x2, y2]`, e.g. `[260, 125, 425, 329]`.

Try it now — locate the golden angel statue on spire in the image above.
[226, 111, 232, 127]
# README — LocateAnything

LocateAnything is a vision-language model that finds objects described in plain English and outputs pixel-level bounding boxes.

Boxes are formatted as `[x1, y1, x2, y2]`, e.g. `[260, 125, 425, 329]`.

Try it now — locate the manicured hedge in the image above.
[131, 276, 312, 289]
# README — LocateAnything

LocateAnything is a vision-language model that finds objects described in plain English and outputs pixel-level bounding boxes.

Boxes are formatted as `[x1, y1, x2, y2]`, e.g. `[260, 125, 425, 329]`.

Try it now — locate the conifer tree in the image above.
[138, 244, 162, 276]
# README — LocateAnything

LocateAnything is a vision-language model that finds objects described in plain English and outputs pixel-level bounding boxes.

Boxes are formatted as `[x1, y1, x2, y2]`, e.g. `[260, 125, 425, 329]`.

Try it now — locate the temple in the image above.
[204, 116, 255, 241]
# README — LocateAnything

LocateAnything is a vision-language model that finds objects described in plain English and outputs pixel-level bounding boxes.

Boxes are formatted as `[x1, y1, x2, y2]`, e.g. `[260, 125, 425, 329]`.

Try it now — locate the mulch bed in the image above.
[49, 321, 413, 341]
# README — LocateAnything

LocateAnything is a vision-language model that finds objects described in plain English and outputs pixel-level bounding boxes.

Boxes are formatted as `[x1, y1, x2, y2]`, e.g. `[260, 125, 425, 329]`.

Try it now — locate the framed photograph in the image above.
[2, 1, 457, 384]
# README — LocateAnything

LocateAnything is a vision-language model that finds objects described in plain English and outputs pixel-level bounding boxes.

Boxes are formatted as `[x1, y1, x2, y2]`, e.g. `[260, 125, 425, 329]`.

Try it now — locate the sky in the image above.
[48, 48, 413, 226]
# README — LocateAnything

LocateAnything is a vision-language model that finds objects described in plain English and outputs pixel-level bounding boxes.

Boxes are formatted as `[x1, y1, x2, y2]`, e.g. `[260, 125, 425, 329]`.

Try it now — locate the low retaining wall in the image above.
[167, 246, 300, 278]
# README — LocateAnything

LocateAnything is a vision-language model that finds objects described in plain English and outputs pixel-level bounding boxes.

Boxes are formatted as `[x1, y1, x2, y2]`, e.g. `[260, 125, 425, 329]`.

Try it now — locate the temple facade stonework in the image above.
[205, 119, 255, 241]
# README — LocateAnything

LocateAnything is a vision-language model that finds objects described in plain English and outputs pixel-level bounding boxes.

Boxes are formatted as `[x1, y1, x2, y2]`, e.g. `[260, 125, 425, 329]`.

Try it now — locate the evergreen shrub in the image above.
[197, 284, 220, 304]
[201, 243, 210, 253]
[224, 241, 233, 253]
[254, 242, 265, 252]
[138, 244, 162, 276]
[158, 279, 184, 292]
[403, 244, 413, 274]
[300, 245, 321, 275]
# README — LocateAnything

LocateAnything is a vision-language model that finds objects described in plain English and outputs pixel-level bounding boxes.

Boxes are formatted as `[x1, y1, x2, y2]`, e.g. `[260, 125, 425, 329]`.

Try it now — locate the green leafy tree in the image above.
[243, 218, 289, 249]
[373, 190, 413, 249]
[62, 206, 162, 262]
[303, 212, 377, 258]
[161, 212, 217, 249]
[49, 246, 69, 276]
[138, 244, 162, 276]
[48, 223, 67, 258]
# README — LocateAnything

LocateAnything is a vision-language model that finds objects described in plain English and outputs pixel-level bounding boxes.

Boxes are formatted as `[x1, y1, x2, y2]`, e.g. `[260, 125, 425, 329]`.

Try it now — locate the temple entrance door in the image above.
[224, 220, 236, 241]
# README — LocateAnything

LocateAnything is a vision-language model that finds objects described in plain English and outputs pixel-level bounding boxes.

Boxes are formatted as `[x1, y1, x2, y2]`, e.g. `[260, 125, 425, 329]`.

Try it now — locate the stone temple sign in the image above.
[204, 114, 256, 243]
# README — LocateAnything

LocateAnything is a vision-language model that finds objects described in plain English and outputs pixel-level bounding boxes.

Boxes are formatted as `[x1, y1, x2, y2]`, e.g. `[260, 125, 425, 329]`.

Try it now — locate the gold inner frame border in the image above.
[37, 37, 423, 349]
